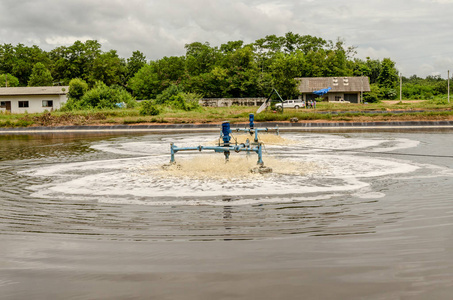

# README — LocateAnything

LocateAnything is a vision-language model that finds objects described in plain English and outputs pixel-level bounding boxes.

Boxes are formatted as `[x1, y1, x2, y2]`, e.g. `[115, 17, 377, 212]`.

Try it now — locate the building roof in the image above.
[296, 77, 371, 93]
[0, 86, 69, 96]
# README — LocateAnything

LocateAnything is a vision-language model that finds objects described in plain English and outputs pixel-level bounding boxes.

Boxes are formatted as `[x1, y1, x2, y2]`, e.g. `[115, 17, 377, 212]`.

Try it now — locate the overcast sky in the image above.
[1, 0, 452, 78]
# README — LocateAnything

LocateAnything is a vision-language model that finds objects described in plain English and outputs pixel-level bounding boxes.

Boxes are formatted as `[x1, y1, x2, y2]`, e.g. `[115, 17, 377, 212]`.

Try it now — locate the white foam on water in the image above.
[369, 138, 420, 153]
[98, 193, 341, 206]
[91, 141, 165, 156]
[352, 186, 387, 199]
[396, 161, 453, 180]
[23, 133, 435, 206]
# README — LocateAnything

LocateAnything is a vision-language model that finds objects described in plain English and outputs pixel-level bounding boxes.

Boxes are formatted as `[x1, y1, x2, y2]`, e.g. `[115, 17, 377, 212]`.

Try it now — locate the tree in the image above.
[90, 50, 126, 86]
[3, 33, 404, 100]
[0, 44, 50, 86]
[182, 44, 265, 98]
[219, 40, 244, 53]
[296, 35, 328, 54]
[269, 52, 303, 99]
[401, 74, 447, 99]
[0, 44, 16, 76]
[128, 63, 161, 99]
[185, 42, 219, 76]
[323, 39, 355, 77]
[254, 34, 285, 55]
[126, 50, 147, 80]
[365, 58, 382, 84]
[28, 62, 53, 86]
[377, 58, 398, 89]
[0, 73, 20, 87]
[49, 40, 102, 85]
[49, 46, 73, 85]
[220, 45, 262, 97]
[129, 55, 186, 100]
[154, 56, 185, 85]
[377, 58, 399, 99]
[304, 50, 326, 77]
[68, 78, 89, 100]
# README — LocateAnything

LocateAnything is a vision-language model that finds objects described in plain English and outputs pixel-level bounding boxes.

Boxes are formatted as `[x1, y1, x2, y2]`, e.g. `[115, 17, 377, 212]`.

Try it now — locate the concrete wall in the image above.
[0, 94, 68, 114]
[199, 98, 266, 107]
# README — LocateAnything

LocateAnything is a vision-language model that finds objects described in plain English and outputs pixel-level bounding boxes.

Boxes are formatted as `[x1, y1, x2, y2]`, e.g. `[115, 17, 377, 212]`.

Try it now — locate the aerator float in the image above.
[166, 114, 276, 174]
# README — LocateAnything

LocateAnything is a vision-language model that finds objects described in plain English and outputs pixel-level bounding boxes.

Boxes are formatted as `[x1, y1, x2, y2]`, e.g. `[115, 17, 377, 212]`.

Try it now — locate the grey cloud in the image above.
[0, 0, 452, 77]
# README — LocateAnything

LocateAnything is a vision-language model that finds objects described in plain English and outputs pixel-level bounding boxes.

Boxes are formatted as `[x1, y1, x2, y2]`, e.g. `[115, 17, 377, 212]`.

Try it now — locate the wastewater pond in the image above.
[1, 130, 453, 299]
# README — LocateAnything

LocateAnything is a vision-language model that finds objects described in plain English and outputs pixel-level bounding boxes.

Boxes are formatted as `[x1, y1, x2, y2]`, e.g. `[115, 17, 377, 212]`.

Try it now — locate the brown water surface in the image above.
[0, 130, 452, 299]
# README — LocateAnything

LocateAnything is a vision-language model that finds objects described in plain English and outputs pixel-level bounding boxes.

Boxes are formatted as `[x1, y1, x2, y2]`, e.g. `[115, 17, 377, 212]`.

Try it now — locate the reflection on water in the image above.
[1, 130, 453, 299]
[0, 133, 114, 162]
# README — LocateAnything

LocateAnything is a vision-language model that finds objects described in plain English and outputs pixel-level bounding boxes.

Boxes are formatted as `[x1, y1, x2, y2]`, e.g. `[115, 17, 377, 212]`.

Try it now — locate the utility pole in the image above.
[360, 74, 363, 104]
[447, 70, 450, 103]
[4, 74, 7, 88]
[400, 73, 402, 102]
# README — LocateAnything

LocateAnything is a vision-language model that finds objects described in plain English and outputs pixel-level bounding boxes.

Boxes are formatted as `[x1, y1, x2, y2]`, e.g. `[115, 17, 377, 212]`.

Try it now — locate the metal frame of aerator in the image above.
[234, 113, 279, 143]
[170, 121, 264, 165]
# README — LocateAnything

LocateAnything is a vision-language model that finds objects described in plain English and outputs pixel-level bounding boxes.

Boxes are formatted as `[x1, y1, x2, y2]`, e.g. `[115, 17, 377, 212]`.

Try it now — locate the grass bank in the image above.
[1, 100, 453, 128]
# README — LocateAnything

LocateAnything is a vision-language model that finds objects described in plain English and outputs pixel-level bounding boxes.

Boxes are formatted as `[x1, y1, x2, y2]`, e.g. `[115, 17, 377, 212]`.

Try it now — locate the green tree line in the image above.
[1, 32, 449, 102]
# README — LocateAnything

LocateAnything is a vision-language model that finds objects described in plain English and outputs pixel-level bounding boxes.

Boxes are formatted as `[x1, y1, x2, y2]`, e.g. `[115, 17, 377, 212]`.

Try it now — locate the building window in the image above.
[0, 101, 5, 108]
[18, 101, 29, 108]
[42, 100, 53, 107]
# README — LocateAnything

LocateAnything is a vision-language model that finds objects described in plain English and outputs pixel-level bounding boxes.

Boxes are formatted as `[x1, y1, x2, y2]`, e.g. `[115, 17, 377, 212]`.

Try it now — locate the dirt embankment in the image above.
[7, 105, 453, 128]
[22, 112, 108, 127]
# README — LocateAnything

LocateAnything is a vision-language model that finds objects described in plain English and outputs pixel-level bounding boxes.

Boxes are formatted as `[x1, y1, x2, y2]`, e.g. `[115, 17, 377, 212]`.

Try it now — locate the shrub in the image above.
[62, 82, 136, 110]
[380, 87, 397, 100]
[429, 97, 449, 105]
[363, 92, 379, 103]
[68, 78, 89, 100]
[153, 85, 202, 111]
[155, 85, 183, 104]
[363, 83, 380, 103]
[139, 100, 160, 116]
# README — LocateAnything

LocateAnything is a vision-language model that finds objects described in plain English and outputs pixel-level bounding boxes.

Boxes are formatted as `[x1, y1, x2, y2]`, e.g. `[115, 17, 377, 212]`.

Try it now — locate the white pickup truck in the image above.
[275, 99, 305, 109]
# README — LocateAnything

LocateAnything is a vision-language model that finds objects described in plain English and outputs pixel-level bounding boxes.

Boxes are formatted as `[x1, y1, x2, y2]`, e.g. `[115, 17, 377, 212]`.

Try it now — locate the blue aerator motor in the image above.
[249, 113, 255, 129]
[221, 121, 231, 146]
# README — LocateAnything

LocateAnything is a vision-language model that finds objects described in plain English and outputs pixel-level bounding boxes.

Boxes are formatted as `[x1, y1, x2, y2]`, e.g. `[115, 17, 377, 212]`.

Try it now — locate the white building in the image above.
[0, 86, 69, 114]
